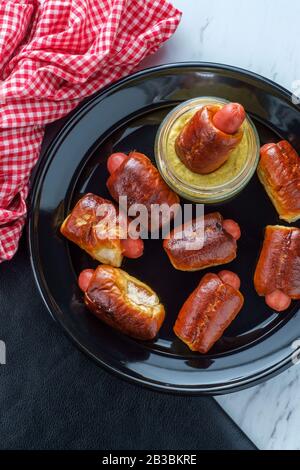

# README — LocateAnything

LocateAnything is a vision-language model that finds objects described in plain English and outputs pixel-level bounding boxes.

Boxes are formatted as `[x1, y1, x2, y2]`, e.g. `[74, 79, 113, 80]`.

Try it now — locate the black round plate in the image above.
[28, 63, 300, 394]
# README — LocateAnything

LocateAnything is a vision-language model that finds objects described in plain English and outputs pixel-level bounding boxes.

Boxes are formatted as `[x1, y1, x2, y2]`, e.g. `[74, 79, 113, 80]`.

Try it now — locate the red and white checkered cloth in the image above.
[0, 0, 181, 262]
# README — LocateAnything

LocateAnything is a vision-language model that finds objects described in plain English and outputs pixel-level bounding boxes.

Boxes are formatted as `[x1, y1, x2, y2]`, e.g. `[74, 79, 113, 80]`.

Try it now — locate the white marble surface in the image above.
[139, 0, 300, 451]
[216, 367, 300, 450]
[141, 0, 300, 91]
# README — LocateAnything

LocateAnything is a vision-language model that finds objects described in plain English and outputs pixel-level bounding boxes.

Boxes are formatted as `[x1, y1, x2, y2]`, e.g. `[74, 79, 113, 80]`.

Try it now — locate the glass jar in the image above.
[155, 97, 260, 204]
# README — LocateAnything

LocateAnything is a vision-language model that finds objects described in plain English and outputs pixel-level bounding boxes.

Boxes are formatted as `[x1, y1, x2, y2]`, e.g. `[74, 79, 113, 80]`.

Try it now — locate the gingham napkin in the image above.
[0, 0, 181, 262]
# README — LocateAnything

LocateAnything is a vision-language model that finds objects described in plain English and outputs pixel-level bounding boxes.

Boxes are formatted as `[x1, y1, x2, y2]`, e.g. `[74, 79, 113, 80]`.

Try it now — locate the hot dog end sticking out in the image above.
[222, 219, 241, 240]
[78, 269, 94, 292]
[212, 103, 246, 134]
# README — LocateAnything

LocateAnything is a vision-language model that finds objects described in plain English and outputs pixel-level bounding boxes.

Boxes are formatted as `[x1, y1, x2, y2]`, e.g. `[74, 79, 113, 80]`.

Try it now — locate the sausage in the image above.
[218, 270, 241, 290]
[258, 141, 300, 223]
[107, 153, 128, 175]
[84, 265, 165, 340]
[60, 193, 144, 267]
[107, 151, 180, 231]
[115, 209, 144, 258]
[212, 103, 246, 134]
[265, 289, 291, 312]
[120, 238, 144, 259]
[222, 219, 241, 240]
[163, 212, 238, 271]
[254, 225, 300, 310]
[175, 104, 244, 174]
[174, 272, 244, 353]
[78, 269, 94, 292]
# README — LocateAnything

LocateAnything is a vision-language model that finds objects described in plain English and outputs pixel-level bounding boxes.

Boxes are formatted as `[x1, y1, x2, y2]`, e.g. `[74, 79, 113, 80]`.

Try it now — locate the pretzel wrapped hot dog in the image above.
[60, 193, 143, 267]
[163, 212, 240, 271]
[106, 151, 180, 230]
[79, 265, 165, 340]
[258, 141, 300, 223]
[254, 225, 300, 311]
[175, 103, 245, 174]
[174, 272, 244, 353]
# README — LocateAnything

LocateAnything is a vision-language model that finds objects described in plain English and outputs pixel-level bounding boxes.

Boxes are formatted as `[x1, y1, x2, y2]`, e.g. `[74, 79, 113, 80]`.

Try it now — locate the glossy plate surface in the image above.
[29, 63, 300, 394]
